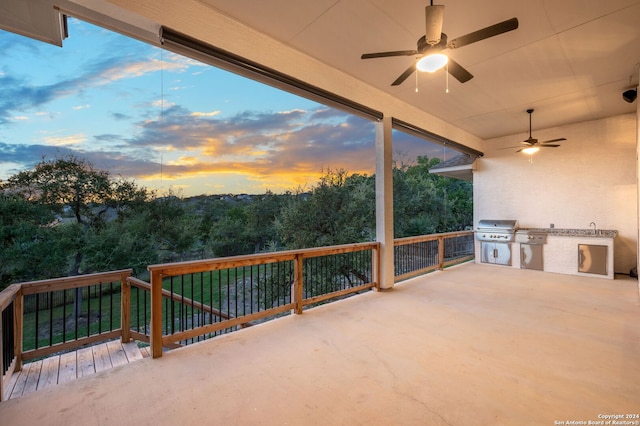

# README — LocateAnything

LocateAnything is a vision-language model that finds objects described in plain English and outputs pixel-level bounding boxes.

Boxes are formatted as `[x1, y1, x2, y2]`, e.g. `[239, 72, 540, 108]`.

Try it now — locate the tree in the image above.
[276, 169, 375, 249]
[0, 194, 76, 288]
[393, 155, 472, 237]
[1, 156, 149, 278]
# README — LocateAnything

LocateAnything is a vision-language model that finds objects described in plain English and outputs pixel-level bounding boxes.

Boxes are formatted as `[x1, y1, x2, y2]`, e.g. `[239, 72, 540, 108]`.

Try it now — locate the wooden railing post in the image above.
[121, 274, 131, 344]
[14, 289, 23, 373]
[292, 254, 304, 315]
[438, 236, 445, 270]
[150, 270, 163, 358]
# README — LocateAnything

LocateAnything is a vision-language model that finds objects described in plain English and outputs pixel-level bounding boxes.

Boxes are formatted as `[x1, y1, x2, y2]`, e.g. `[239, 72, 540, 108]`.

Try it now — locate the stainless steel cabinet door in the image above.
[481, 242, 512, 266]
[578, 244, 607, 275]
[521, 244, 543, 270]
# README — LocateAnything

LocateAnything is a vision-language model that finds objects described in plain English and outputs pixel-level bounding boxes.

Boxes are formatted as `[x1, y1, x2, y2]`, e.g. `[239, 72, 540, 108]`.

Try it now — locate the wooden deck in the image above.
[3, 340, 149, 401]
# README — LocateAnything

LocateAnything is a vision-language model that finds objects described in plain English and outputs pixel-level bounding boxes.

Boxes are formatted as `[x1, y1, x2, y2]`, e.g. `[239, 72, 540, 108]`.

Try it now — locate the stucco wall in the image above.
[475, 113, 638, 275]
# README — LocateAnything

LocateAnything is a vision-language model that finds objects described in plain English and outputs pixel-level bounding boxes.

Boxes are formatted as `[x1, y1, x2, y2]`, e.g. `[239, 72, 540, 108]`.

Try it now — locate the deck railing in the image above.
[1, 231, 475, 397]
[147, 242, 379, 358]
[1, 284, 20, 399]
[394, 230, 475, 281]
[0, 270, 132, 401]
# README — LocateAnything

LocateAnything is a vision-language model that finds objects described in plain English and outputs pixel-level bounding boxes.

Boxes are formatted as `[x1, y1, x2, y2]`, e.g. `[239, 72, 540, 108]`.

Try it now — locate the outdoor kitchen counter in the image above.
[518, 228, 617, 279]
[518, 228, 618, 238]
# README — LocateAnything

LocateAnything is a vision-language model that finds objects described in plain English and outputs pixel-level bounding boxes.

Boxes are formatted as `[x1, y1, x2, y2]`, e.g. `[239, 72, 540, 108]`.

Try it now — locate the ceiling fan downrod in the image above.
[527, 108, 534, 138]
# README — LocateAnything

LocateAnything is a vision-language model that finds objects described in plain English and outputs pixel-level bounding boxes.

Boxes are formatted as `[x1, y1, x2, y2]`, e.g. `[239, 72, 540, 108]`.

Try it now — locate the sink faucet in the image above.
[589, 222, 597, 233]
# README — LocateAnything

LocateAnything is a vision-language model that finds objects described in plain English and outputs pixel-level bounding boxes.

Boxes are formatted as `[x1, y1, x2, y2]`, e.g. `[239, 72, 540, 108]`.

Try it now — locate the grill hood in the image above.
[477, 220, 519, 231]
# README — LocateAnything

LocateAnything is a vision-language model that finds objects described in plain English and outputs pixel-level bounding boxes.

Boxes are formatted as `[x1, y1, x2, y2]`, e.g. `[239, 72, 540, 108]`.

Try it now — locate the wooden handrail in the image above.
[148, 242, 379, 277]
[19, 269, 133, 295]
[0, 284, 21, 311]
[393, 230, 473, 246]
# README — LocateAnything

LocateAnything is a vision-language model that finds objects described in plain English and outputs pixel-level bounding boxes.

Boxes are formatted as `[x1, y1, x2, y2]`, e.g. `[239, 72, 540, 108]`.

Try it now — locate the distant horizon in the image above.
[0, 17, 456, 197]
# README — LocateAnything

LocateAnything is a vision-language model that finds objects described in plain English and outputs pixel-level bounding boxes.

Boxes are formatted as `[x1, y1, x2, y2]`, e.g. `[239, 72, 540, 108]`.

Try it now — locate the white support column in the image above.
[375, 116, 395, 290]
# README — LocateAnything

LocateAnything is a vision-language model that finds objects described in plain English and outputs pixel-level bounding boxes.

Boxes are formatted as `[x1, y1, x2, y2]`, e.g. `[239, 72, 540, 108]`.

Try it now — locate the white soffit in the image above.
[0, 0, 65, 46]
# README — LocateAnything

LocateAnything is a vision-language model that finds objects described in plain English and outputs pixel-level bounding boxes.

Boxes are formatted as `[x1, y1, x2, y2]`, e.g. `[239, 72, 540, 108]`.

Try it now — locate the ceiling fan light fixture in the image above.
[416, 53, 448, 72]
[522, 146, 539, 155]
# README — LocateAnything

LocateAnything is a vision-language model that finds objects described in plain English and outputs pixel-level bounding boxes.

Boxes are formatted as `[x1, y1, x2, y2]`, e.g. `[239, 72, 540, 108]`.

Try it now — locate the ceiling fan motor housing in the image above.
[425, 5, 445, 45]
[418, 33, 447, 53]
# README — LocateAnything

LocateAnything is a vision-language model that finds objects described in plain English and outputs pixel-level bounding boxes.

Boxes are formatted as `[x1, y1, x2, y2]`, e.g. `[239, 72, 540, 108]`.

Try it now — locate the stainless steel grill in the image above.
[475, 219, 519, 242]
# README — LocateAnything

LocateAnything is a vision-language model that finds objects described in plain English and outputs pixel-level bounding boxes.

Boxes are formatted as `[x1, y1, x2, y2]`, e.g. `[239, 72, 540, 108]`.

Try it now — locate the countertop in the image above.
[518, 228, 617, 238]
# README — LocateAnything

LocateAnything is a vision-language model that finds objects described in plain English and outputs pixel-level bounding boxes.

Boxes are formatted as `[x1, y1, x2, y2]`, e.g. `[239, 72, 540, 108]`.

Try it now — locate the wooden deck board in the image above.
[38, 356, 60, 391]
[8, 362, 31, 400]
[76, 346, 96, 378]
[3, 369, 20, 401]
[106, 340, 129, 367]
[5, 340, 144, 401]
[92, 343, 112, 373]
[58, 351, 78, 384]
[122, 341, 144, 362]
[21, 360, 42, 396]
[139, 346, 152, 358]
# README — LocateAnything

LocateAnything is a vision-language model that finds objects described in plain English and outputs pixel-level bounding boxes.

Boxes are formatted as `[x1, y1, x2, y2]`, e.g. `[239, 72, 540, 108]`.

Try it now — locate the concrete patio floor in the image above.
[1, 262, 639, 425]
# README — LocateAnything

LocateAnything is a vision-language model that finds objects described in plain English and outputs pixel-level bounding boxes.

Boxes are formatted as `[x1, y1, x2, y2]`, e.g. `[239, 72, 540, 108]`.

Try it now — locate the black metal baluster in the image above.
[143, 287, 148, 335]
[98, 283, 103, 334]
[34, 293, 40, 350]
[170, 276, 175, 335]
[216, 270, 221, 323]
[226, 269, 231, 318]
[250, 266, 254, 314]
[110, 281, 114, 331]
[199, 272, 204, 340]
[180, 275, 185, 333]
[48, 291, 53, 347]
[209, 271, 214, 326]
[257, 265, 261, 311]
[62, 289, 67, 343]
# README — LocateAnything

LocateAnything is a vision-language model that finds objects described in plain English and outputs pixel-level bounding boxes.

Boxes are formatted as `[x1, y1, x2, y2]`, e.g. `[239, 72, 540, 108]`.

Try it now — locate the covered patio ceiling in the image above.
[4, 0, 639, 143]
[121, 0, 640, 141]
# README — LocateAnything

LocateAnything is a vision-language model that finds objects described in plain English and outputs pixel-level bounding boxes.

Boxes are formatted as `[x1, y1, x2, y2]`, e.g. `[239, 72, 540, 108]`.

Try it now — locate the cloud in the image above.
[123, 105, 377, 185]
[0, 75, 68, 125]
[44, 134, 86, 146]
[94, 134, 124, 142]
[0, 51, 185, 125]
[190, 111, 221, 117]
[111, 112, 131, 121]
[0, 141, 160, 181]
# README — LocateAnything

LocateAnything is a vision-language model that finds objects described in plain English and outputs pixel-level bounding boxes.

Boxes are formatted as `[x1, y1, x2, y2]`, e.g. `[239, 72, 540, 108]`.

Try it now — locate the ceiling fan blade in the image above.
[447, 57, 473, 83]
[391, 63, 417, 86]
[540, 138, 566, 144]
[539, 144, 561, 148]
[497, 145, 526, 150]
[361, 50, 418, 59]
[447, 17, 519, 49]
[425, 5, 445, 45]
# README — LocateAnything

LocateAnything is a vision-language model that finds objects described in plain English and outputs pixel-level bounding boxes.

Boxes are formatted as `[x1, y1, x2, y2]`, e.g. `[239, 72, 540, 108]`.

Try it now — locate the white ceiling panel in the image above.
[195, 0, 339, 42]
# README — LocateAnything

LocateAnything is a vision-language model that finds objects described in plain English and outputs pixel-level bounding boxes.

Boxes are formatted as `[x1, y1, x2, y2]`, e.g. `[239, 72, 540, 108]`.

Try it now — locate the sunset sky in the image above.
[0, 17, 451, 196]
